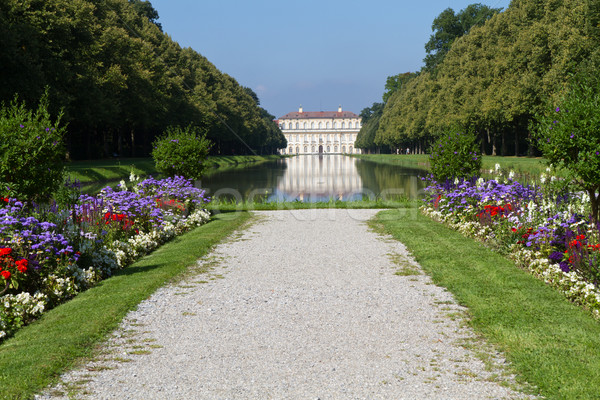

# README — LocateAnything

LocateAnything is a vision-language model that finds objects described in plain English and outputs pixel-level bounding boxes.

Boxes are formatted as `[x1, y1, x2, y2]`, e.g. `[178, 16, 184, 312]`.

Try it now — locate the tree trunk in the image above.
[489, 129, 497, 156]
[130, 129, 136, 157]
[514, 130, 520, 157]
[481, 131, 487, 155]
[501, 130, 507, 156]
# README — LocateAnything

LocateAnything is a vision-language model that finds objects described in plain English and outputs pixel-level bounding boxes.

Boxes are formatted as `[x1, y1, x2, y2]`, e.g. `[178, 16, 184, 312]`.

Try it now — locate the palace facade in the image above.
[277, 106, 362, 155]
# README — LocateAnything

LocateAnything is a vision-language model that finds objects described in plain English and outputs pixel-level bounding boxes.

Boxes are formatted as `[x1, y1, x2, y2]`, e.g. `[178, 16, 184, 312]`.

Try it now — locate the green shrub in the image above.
[0, 91, 67, 202]
[151, 125, 212, 180]
[429, 130, 481, 182]
[534, 71, 600, 223]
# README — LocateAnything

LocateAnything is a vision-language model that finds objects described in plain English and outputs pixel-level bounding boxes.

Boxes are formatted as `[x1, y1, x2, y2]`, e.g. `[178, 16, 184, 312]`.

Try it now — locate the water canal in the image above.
[201, 155, 428, 203]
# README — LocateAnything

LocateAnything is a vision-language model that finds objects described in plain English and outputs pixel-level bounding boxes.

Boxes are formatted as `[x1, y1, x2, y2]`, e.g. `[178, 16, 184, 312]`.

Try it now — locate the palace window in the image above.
[304, 146, 307, 153]
[289, 147, 293, 154]
[303, 122, 307, 129]
[295, 122, 299, 129]
[334, 122, 338, 129]
[342, 146, 346, 153]
[341, 122, 345, 129]
[311, 122, 315, 129]
[327, 122, 331, 129]
[318, 122, 322, 129]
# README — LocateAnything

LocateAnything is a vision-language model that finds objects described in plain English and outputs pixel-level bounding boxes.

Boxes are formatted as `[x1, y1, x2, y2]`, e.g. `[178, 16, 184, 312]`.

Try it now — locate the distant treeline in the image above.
[0, 0, 286, 159]
[356, 0, 600, 155]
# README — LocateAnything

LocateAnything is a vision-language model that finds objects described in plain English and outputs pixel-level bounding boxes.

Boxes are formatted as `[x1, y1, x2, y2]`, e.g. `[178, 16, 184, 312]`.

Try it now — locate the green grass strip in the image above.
[206, 198, 412, 211]
[66, 155, 286, 184]
[0, 212, 252, 400]
[374, 208, 600, 399]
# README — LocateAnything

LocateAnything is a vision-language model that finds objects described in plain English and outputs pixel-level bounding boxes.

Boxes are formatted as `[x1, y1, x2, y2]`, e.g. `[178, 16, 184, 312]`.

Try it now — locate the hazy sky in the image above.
[149, 0, 511, 118]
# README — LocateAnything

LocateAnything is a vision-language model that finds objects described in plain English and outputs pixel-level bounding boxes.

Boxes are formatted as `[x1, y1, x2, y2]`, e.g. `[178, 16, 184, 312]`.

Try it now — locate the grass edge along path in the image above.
[374, 208, 600, 399]
[0, 211, 252, 400]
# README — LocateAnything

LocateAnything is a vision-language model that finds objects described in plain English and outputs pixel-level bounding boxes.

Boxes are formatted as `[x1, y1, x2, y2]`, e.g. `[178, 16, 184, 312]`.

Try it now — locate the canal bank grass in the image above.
[374, 208, 600, 399]
[0, 211, 252, 400]
[353, 154, 554, 183]
[206, 197, 415, 212]
[66, 155, 285, 184]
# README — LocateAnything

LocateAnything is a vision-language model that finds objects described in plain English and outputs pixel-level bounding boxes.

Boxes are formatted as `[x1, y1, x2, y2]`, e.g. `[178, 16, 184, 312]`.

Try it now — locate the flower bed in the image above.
[422, 165, 600, 317]
[0, 175, 211, 340]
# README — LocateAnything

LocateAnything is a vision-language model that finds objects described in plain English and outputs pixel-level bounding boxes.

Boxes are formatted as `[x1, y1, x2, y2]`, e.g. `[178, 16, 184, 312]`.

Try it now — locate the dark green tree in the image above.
[424, 3, 502, 71]
[534, 66, 600, 222]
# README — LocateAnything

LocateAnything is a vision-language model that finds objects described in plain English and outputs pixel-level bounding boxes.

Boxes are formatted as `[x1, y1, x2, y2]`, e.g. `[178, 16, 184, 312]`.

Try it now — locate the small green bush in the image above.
[0, 91, 67, 202]
[151, 125, 212, 180]
[429, 130, 481, 182]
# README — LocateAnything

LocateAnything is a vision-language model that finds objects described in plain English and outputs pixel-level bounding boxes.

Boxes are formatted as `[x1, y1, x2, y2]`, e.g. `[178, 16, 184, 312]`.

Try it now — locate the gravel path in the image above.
[39, 209, 533, 399]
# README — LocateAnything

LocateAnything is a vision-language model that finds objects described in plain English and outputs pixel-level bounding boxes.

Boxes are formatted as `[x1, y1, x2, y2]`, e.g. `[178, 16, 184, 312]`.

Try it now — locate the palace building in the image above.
[277, 106, 362, 155]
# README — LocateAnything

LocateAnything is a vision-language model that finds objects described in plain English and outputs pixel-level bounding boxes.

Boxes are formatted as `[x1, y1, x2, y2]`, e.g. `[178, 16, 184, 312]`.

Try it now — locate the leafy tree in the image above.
[128, 0, 162, 31]
[152, 125, 212, 180]
[424, 3, 502, 71]
[356, 103, 384, 152]
[0, 0, 285, 159]
[534, 70, 600, 223]
[0, 91, 66, 202]
[382, 72, 418, 104]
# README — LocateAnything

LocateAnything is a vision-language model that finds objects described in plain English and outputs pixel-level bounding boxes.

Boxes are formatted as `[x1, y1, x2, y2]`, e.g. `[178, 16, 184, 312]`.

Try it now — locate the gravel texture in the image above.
[38, 209, 535, 399]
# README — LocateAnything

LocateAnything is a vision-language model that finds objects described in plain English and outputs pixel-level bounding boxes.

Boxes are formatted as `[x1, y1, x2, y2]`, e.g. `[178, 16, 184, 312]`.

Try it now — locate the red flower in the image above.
[0, 247, 12, 256]
[511, 227, 517, 232]
[1, 270, 10, 280]
[15, 259, 27, 273]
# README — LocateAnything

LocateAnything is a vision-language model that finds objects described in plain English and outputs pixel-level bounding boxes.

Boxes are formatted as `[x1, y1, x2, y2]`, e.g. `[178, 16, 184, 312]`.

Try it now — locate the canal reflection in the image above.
[202, 155, 428, 203]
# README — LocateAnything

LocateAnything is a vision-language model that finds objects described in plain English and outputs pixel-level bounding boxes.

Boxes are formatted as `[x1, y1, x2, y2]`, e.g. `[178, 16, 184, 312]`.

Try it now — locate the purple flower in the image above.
[19, 124, 24, 128]
[549, 251, 564, 264]
[556, 107, 560, 112]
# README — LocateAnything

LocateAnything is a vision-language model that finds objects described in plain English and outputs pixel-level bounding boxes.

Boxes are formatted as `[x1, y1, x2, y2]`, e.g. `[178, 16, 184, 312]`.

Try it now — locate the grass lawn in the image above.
[66, 155, 285, 184]
[353, 154, 554, 183]
[374, 206, 600, 399]
[0, 211, 252, 400]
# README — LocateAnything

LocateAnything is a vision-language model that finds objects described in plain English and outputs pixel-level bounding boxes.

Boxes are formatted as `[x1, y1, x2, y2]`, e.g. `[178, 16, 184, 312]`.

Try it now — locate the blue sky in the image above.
[150, 0, 511, 118]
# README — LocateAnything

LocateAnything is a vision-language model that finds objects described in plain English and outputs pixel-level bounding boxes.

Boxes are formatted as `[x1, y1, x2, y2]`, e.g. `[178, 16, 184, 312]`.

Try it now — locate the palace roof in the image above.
[279, 110, 359, 120]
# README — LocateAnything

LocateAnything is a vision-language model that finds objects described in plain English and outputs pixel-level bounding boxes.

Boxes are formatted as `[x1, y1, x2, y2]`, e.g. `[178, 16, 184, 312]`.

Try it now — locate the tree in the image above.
[0, 91, 67, 202]
[534, 69, 600, 223]
[128, 0, 162, 31]
[355, 103, 384, 152]
[423, 3, 502, 71]
[382, 72, 418, 103]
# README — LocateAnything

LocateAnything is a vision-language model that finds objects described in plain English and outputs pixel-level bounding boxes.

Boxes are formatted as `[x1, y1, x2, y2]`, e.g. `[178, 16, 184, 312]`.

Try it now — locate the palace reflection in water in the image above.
[273, 155, 363, 201]
[201, 155, 428, 203]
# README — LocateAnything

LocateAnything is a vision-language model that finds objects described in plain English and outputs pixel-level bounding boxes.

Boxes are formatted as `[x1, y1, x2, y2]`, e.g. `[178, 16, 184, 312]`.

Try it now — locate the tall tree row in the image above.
[0, 0, 285, 159]
[367, 0, 600, 155]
